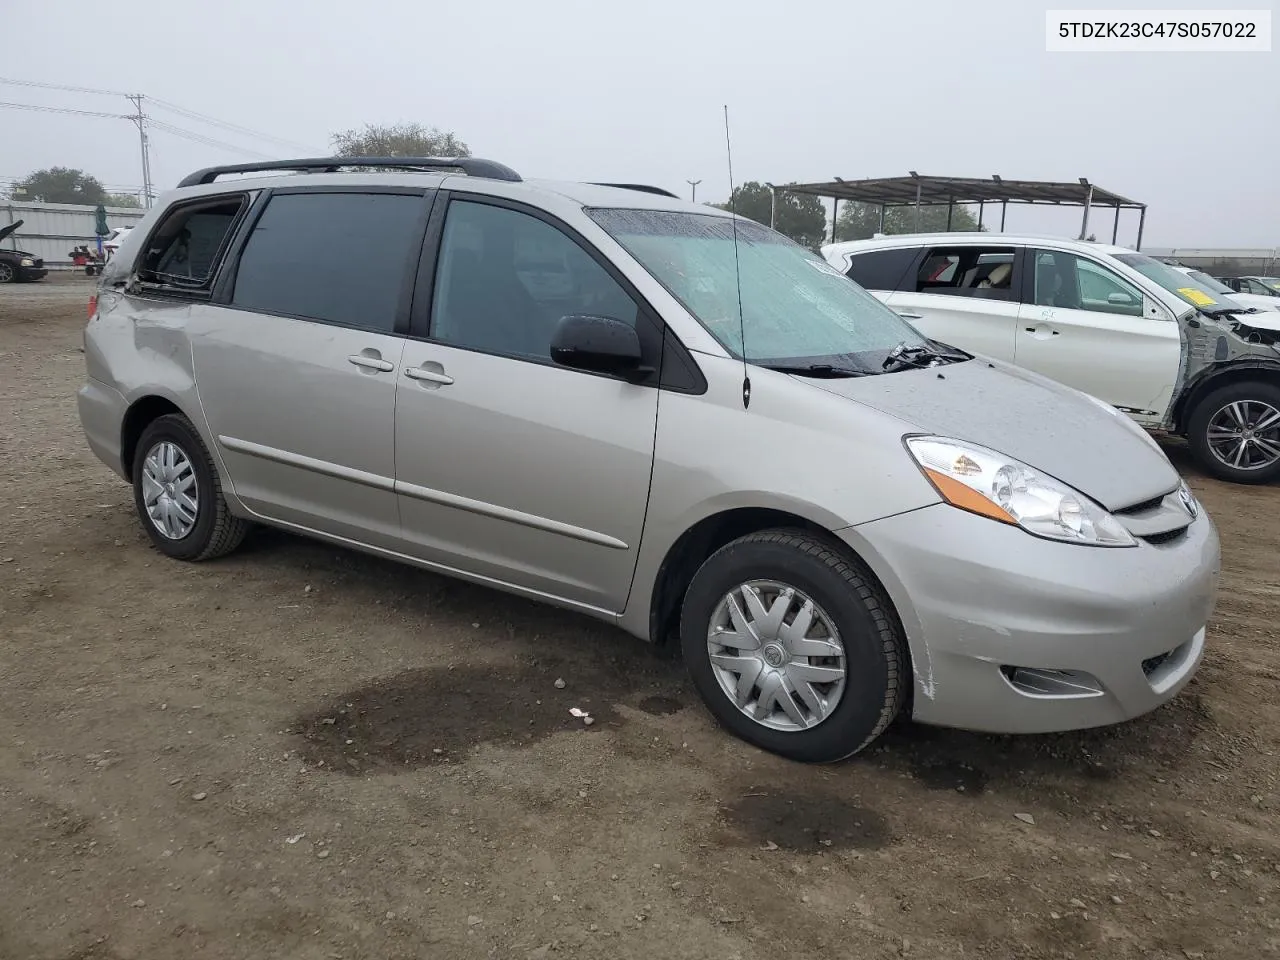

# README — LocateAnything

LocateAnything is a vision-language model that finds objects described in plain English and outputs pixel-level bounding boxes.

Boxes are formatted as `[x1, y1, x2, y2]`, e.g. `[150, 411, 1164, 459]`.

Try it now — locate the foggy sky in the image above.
[3, 0, 1277, 247]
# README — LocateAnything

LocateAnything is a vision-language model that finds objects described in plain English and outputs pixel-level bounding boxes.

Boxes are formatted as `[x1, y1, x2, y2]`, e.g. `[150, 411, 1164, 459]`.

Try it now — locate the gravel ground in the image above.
[2, 275, 1278, 960]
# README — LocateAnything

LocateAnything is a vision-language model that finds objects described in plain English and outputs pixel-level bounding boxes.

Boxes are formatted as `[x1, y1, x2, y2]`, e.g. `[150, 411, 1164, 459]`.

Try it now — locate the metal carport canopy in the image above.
[775, 174, 1148, 248]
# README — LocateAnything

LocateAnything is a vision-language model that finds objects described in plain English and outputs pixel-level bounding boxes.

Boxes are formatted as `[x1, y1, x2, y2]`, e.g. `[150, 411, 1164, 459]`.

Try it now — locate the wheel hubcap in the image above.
[0, 263, 13, 282]
[1206, 400, 1280, 471]
[706, 580, 846, 733]
[141, 440, 199, 540]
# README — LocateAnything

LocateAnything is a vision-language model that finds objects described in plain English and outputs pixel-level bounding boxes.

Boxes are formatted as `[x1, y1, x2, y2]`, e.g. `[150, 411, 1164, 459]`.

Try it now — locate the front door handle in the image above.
[348, 353, 394, 372]
[405, 365, 455, 386]
[895, 311, 923, 320]
[1024, 326, 1061, 336]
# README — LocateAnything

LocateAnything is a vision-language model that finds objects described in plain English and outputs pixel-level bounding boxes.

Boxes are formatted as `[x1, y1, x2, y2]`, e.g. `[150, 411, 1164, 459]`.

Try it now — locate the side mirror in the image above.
[1108, 291, 1135, 305]
[550, 315, 649, 380]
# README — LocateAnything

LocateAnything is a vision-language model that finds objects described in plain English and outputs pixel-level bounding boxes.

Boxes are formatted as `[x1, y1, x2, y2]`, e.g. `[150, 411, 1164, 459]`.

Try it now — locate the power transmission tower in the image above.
[126, 94, 153, 207]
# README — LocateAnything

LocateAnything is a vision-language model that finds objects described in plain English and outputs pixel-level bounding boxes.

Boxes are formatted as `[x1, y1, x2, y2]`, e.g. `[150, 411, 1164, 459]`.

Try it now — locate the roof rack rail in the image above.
[177, 156, 522, 189]
[590, 182, 679, 199]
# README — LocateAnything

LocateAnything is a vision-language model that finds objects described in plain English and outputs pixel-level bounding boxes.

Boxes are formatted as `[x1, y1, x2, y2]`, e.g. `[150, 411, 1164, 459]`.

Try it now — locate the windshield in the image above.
[1186, 270, 1238, 295]
[587, 209, 932, 370]
[1112, 252, 1247, 312]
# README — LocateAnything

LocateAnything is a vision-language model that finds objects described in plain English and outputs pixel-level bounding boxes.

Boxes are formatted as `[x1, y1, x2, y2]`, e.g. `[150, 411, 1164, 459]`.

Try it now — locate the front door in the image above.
[393, 196, 661, 613]
[1015, 249, 1181, 422]
[192, 188, 431, 547]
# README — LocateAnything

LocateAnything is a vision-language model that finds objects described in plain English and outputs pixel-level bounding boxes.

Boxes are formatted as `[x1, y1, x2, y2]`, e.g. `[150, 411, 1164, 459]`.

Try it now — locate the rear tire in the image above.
[1187, 381, 1280, 484]
[131, 414, 250, 561]
[0, 262, 15, 284]
[680, 529, 907, 762]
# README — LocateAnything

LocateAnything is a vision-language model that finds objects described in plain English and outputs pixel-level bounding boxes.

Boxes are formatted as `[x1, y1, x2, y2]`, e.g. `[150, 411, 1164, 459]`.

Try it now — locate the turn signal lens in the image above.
[87, 295, 98, 320]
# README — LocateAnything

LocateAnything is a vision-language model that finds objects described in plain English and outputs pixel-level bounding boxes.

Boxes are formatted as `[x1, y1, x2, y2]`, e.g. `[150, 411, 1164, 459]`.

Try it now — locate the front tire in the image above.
[680, 529, 908, 762]
[0, 262, 15, 284]
[1187, 381, 1280, 484]
[131, 414, 250, 561]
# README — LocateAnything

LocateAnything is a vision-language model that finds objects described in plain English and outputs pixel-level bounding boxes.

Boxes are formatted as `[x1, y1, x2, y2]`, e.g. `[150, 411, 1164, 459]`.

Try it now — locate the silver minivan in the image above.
[78, 158, 1220, 762]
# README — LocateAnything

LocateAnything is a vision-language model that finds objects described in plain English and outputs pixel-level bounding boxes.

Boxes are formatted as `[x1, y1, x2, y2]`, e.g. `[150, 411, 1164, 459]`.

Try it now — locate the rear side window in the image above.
[843, 248, 919, 291]
[137, 196, 247, 292]
[914, 246, 1017, 300]
[232, 192, 425, 332]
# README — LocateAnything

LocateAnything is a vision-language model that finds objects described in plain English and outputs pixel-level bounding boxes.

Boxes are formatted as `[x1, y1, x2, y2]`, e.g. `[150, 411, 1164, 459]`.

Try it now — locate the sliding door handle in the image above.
[348, 354, 394, 372]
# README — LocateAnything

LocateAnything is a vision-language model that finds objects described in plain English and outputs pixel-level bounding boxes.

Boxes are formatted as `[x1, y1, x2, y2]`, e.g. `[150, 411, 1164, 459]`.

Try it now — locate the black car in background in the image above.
[0, 220, 48, 283]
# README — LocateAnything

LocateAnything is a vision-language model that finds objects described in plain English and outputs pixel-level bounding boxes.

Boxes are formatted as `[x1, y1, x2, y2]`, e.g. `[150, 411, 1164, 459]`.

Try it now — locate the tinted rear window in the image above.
[232, 192, 424, 332]
[842, 248, 918, 291]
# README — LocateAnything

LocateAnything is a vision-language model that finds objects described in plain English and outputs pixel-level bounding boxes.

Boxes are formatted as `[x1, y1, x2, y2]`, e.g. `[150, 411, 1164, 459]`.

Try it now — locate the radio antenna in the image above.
[724, 105, 750, 410]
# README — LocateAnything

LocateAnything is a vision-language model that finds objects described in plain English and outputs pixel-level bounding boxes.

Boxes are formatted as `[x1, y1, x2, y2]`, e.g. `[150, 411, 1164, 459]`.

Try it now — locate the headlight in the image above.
[906, 437, 1137, 547]
[19, 257, 34, 266]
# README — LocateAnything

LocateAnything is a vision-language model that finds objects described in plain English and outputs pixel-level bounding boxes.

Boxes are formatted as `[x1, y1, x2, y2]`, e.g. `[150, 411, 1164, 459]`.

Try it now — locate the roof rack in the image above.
[590, 183, 679, 199]
[177, 156, 522, 188]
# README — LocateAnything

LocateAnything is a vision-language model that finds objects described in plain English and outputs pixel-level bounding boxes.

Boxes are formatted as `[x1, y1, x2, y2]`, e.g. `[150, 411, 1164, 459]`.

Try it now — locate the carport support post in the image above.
[1000, 201, 1007, 230]
[1079, 180, 1094, 240]
[830, 198, 839, 244]
[946, 198, 954, 231]
[768, 184, 777, 229]
[913, 179, 923, 232]
[977, 200, 984, 230]
[878, 203, 886, 233]
[1112, 204, 1121, 244]
[1136, 206, 1147, 251]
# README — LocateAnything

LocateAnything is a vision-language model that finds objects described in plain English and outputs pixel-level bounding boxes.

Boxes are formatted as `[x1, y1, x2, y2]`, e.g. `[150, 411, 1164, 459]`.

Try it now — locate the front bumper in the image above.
[842, 503, 1220, 735]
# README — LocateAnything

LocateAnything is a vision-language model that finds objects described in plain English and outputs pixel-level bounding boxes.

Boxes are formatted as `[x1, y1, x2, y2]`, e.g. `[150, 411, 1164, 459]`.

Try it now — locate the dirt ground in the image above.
[1, 273, 1278, 960]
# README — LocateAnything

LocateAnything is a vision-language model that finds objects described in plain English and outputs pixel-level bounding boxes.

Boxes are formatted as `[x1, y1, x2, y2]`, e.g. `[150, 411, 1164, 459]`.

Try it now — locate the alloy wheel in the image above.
[1206, 400, 1280, 472]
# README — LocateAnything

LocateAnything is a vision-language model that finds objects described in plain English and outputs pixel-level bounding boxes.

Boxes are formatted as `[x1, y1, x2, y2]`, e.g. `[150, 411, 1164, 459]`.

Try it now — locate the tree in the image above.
[105, 193, 142, 209]
[713, 182, 828, 251]
[330, 122, 471, 158]
[11, 167, 106, 205]
[834, 201, 983, 242]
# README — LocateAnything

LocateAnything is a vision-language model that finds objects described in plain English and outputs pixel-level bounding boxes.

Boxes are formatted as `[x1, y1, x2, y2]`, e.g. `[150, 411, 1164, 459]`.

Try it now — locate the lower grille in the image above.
[1141, 527, 1189, 545]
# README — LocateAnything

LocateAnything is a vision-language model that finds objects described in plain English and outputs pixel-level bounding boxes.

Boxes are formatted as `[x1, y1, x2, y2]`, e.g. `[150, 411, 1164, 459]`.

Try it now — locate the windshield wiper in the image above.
[882, 341, 968, 371]
[762, 363, 869, 378]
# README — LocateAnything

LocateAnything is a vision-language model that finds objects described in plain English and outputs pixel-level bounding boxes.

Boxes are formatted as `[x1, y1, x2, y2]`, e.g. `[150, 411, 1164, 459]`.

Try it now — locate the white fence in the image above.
[1, 200, 149, 268]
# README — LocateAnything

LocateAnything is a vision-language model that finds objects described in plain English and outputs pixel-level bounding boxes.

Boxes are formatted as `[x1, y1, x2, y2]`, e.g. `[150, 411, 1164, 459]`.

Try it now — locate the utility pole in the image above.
[686, 179, 701, 203]
[127, 94, 153, 208]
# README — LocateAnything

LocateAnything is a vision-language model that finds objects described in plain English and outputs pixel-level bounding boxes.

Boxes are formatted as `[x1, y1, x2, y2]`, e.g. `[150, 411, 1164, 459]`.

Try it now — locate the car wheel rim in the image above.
[1206, 400, 1280, 471]
[0, 263, 13, 283]
[141, 440, 199, 540]
[706, 580, 846, 733]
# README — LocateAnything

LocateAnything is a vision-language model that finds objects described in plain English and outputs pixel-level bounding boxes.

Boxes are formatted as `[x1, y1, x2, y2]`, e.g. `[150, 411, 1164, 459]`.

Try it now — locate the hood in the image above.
[1234, 313, 1280, 333]
[0, 219, 23, 244]
[806, 359, 1178, 512]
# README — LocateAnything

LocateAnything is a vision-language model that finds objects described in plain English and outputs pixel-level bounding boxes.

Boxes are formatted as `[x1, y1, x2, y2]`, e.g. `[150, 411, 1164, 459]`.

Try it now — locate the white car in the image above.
[1166, 264, 1280, 313]
[103, 226, 134, 262]
[822, 233, 1280, 484]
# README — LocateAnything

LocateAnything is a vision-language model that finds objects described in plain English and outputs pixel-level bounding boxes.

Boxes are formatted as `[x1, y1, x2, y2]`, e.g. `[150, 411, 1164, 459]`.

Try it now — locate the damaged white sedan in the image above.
[825, 234, 1280, 484]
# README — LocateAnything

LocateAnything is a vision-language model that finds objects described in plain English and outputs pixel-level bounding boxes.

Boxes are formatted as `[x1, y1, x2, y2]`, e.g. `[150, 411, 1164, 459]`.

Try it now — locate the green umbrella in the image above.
[94, 203, 110, 237]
